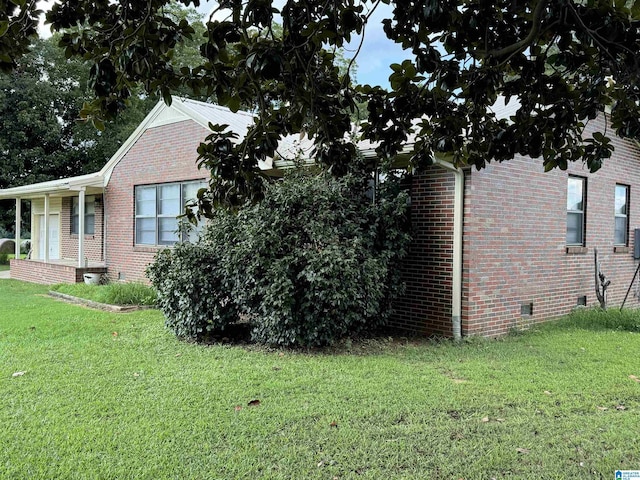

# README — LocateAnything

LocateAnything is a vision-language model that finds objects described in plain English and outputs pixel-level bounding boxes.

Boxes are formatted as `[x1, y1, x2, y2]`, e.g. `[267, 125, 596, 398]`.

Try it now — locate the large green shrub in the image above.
[149, 170, 410, 347]
[146, 240, 239, 339]
[212, 170, 409, 347]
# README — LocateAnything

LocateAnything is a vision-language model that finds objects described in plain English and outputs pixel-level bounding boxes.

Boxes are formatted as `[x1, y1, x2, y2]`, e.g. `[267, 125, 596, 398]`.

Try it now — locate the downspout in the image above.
[433, 158, 464, 341]
[102, 190, 107, 272]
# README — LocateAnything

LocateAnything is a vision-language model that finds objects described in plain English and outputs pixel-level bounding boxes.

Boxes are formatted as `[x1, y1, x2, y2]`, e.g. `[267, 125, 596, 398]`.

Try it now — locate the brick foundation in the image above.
[10, 258, 107, 285]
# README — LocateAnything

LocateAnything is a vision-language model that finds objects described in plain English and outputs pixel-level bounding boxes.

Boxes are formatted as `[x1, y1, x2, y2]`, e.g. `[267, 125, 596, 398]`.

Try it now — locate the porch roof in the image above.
[0, 172, 105, 200]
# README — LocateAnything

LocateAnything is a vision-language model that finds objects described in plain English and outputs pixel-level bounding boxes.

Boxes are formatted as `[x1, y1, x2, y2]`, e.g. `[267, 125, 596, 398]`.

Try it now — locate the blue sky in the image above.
[198, 1, 406, 88]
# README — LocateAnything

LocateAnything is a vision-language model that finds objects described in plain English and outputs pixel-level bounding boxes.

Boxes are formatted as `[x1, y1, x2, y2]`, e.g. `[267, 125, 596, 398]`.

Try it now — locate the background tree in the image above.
[0, 35, 156, 234]
[0, 2, 207, 235]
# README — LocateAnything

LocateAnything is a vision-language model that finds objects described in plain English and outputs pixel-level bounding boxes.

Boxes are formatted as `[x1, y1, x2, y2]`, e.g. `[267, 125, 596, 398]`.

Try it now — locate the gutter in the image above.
[433, 158, 464, 341]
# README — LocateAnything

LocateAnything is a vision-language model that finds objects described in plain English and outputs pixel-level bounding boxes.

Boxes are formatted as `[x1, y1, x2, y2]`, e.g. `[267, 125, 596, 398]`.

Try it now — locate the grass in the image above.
[51, 281, 157, 306]
[0, 253, 26, 271]
[1, 279, 640, 479]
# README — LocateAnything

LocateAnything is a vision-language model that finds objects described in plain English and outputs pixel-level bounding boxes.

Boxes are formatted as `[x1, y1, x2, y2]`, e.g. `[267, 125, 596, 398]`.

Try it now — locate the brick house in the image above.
[0, 98, 291, 284]
[2, 98, 639, 337]
[388, 113, 640, 338]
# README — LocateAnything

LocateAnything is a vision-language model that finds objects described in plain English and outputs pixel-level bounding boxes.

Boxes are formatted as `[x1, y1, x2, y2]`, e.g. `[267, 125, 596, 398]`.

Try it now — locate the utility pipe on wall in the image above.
[433, 159, 464, 341]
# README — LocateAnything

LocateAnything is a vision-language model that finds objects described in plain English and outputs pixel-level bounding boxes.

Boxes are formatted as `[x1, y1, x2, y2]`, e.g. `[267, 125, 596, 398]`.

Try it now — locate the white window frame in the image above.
[615, 184, 629, 246]
[567, 176, 586, 246]
[71, 195, 96, 235]
[134, 180, 206, 246]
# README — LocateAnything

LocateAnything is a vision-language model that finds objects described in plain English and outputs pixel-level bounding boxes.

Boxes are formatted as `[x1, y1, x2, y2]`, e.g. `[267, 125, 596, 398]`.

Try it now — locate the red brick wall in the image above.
[393, 115, 640, 338]
[60, 195, 104, 262]
[10, 259, 106, 285]
[390, 170, 456, 336]
[463, 115, 640, 336]
[104, 120, 209, 283]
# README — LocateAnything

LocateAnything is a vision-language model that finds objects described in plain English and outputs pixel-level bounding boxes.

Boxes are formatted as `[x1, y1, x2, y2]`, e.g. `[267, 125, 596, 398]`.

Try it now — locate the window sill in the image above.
[614, 246, 630, 254]
[133, 245, 164, 253]
[71, 234, 96, 240]
[566, 246, 588, 254]
[133, 244, 177, 253]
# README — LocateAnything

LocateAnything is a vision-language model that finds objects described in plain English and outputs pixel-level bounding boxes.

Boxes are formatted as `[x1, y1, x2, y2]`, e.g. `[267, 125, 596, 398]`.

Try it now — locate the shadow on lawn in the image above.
[194, 322, 441, 354]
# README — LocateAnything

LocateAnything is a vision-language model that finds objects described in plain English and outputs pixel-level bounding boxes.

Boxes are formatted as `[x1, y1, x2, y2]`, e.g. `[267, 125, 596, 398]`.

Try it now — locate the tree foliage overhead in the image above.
[4, 0, 640, 208]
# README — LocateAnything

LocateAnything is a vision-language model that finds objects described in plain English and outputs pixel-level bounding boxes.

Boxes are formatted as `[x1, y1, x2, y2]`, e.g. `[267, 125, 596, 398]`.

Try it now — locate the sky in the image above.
[37, 0, 406, 88]
[196, 1, 406, 88]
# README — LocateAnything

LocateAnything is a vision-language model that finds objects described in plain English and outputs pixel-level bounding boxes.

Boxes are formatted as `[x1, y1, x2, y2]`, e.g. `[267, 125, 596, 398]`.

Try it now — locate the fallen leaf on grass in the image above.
[451, 378, 468, 384]
[543, 390, 552, 395]
[248, 399, 261, 407]
[234, 405, 242, 412]
[112, 332, 118, 338]
[330, 421, 338, 428]
[516, 448, 530, 454]
[133, 373, 140, 378]
[616, 405, 627, 411]
[12, 371, 26, 377]
[496, 418, 505, 422]
[481, 416, 490, 423]
[629, 375, 640, 383]
[175, 353, 182, 357]
[597, 406, 608, 411]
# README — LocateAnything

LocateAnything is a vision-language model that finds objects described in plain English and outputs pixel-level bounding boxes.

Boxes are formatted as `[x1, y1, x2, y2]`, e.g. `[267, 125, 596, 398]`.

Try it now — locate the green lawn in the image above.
[0, 253, 25, 271]
[1, 279, 640, 479]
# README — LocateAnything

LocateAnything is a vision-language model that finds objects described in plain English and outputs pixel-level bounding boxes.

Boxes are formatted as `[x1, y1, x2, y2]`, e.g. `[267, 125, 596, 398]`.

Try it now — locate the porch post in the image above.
[44, 194, 50, 263]
[78, 188, 85, 267]
[14, 198, 21, 259]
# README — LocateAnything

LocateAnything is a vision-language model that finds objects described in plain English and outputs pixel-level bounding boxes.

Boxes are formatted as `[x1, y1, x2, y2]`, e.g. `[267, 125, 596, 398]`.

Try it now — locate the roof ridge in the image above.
[178, 97, 256, 119]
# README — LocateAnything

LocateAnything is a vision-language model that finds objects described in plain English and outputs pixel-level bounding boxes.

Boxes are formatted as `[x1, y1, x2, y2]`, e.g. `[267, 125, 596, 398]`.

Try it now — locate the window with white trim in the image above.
[566, 176, 586, 246]
[615, 184, 629, 246]
[71, 195, 96, 235]
[135, 180, 206, 246]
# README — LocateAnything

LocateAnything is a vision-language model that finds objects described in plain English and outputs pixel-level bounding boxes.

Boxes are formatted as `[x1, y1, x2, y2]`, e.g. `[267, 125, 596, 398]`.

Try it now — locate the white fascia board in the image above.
[0, 181, 71, 199]
[0, 172, 105, 200]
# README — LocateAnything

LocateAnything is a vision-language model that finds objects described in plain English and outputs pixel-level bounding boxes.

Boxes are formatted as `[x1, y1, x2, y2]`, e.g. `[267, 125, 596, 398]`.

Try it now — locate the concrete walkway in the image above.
[0, 270, 10, 279]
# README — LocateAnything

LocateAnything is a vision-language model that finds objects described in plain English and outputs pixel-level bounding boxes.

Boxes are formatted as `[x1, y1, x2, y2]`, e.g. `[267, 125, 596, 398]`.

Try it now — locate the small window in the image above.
[134, 180, 207, 246]
[567, 176, 586, 246]
[615, 184, 629, 246]
[71, 196, 96, 235]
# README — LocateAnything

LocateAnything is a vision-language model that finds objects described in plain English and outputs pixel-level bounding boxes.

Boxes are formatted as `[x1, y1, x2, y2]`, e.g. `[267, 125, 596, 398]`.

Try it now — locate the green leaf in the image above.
[92, 118, 105, 131]
[228, 96, 241, 113]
